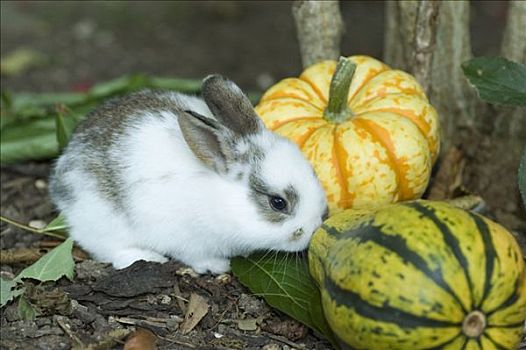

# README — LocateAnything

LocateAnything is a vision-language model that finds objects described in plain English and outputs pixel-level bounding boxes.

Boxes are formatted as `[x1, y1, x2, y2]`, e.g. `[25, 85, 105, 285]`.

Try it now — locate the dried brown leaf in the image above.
[428, 146, 466, 200]
[262, 318, 308, 341]
[180, 293, 209, 334]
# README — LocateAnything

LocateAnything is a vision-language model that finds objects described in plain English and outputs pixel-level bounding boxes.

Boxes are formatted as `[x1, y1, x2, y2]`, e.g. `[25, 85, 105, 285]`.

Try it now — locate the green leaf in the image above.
[0, 117, 59, 163]
[519, 146, 526, 208]
[18, 296, 37, 320]
[1, 278, 25, 307]
[16, 238, 75, 283]
[88, 74, 203, 99]
[44, 214, 68, 233]
[1, 74, 261, 164]
[11, 92, 86, 109]
[88, 74, 150, 98]
[1, 90, 13, 109]
[54, 108, 77, 151]
[462, 57, 526, 106]
[148, 77, 202, 93]
[231, 252, 338, 348]
[1, 102, 90, 164]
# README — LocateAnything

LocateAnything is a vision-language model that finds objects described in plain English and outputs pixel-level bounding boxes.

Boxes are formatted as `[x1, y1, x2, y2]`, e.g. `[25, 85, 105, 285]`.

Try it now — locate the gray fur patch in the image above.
[48, 170, 75, 206]
[201, 75, 262, 137]
[284, 186, 299, 216]
[178, 110, 227, 173]
[248, 168, 297, 224]
[224, 136, 265, 181]
[55, 90, 184, 213]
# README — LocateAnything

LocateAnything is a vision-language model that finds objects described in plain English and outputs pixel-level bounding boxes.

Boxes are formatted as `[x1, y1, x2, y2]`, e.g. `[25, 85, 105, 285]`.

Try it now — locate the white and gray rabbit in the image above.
[49, 75, 328, 274]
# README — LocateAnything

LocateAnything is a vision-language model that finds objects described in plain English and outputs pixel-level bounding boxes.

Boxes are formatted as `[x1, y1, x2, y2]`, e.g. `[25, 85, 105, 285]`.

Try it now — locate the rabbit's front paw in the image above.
[191, 258, 230, 275]
[111, 248, 168, 269]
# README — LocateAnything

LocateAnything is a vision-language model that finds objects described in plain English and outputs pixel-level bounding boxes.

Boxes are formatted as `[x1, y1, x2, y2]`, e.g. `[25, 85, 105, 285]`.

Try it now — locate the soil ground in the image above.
[1, 1, 524, 350]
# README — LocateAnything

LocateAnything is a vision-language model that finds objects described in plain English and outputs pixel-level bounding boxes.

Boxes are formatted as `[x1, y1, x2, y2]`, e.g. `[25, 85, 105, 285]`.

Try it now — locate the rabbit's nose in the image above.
[291, 228, 304, 241]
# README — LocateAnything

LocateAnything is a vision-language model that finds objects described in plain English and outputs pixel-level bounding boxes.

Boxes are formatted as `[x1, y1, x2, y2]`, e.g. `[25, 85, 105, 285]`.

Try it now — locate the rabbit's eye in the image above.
[269, 196, 287, 212]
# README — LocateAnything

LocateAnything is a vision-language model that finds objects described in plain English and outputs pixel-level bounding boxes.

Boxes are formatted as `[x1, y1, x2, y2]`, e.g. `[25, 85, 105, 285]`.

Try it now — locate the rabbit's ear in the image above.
[201, 75, 263, 137]
[178, 110, 234, 174]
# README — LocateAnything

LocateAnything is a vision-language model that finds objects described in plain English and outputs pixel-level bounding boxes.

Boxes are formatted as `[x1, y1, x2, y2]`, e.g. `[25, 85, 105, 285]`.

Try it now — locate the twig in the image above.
[113, 316, 170, 329]
[206, 298, 237, 331]
[0, 215, 66, 240]
[157, 335, 197, 349]
[0, 247, 88, 264]
[292, 0, 344, 68]
[56, 315, 84, 348]
[172, 281, 187, 313]
[1, 248, 47, 264]
[265, 333, 306, 349]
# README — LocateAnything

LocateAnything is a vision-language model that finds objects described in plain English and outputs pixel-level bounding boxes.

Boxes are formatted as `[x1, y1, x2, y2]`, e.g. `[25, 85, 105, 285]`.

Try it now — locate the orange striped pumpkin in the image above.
[255, 56, 440, 213]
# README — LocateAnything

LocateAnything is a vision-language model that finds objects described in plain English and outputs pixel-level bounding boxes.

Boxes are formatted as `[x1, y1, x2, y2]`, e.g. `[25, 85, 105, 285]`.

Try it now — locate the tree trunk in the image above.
[292, 0, 344, 69]
[495, 0, 526, 140]
[384, 1, 479, 152]
[501, 0, 526, 64]
[384, 1, 526, 228]
[465, 0, 526, 228]
[464, 1, 526, 229]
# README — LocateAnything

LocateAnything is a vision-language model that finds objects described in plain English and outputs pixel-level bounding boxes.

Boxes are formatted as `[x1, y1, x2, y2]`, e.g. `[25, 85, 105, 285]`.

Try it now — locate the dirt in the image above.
[1, 1, 524, 350]
[1, 257, 330, 349]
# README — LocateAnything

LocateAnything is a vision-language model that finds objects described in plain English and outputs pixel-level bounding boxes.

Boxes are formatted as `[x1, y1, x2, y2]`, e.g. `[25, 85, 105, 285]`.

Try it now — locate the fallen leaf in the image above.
[25, 285, 72, 316]
[180, 293, 209, 334]
[15, 238, 75, 282]
[124, 328, 157, 350]
[262, 318, 308, 341]
[428, 146, 465, 200]
[231, 252, 335, 345]
[17, 295, 37, 320]
[0, 277, 24, 307]
[236, 318, 258, 331]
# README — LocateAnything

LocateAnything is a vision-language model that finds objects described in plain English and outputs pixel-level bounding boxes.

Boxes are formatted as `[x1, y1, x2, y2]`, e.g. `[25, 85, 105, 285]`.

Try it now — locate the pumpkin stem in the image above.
[324, 57, 356, 123]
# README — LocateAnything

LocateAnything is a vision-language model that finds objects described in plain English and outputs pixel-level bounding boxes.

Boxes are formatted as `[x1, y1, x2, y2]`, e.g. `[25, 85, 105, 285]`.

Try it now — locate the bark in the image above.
[384, 1, 526, 227]
[384, 1, 478, 151]
[466, 0, 526, 227]
[412, 1, 440, 96]
[501, 0, 526, 64]
[495, 0, 526, 139]
[292, 0, 344, 68]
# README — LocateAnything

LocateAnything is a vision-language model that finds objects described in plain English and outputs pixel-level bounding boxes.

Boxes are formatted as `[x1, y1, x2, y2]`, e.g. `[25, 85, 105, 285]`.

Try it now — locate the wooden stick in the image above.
[292, 0, 344, 68]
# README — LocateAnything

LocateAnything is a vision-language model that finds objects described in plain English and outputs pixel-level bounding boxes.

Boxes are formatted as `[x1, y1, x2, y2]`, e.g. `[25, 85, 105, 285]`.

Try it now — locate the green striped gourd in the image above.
[309, 200, 526, 350]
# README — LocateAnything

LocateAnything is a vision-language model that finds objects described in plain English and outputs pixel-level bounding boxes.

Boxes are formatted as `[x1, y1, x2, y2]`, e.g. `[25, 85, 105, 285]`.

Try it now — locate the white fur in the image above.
[51, 91, 327, 274]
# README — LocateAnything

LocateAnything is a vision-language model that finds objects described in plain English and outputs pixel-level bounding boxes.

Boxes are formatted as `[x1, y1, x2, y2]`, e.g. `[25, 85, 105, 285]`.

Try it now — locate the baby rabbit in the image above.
[49, 75, 328, 274]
